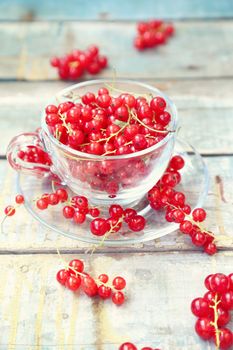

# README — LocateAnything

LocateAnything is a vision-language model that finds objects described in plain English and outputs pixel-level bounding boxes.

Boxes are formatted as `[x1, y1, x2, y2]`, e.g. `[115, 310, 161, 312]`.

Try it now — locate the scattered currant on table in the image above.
[56, 258, 126, 305]
[50, 45, 108, 80]
[134, 19, 175, 51]
[3, 194, 25, 217]
[119, 343, 160, 350]
[191, 273, 233, 349]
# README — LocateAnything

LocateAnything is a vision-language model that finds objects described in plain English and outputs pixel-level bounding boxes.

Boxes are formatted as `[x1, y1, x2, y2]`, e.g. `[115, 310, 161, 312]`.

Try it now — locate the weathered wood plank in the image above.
[0, 79, 233, 156]
[0, 21, 233, 80]
[0, 252, 232, 348]
[0, 155, 233, 252]
[0, 0, 233, 21]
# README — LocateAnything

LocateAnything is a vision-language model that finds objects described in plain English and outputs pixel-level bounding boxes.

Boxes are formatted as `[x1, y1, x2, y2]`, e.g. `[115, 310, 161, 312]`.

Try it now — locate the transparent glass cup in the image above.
[7, 80, 178, 207]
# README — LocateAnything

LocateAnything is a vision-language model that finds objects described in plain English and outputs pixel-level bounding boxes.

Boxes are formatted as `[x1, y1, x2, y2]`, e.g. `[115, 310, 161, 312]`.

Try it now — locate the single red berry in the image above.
[119, 343, 137, 350]
[89, 208, 100, 217]
[112, 291, 125, 305]
[48, 193, 60, 205]
[69, 259, 84, 274]
[221, 291, 233, 310]
[4, 205, 16, 216]
[66, 275, 81, 291]
[36, 198, 48, 210]
[128, 215, 146, 232]
[72, 195, 88, 209]
[179, 220, 193, 234]
[98, 274, 109, 283]
[150, 96, 166, 112]
[169, 155, 185, 170]
[90, 218, 110, 236]
[56, 269, 70, 285]
[73, 211, 86, 224]
[171, 209, 185, 223]
[123, 208, 137, 223]
[191, 298, 211, 318]
[204, 274, 213, 290]
[192, 208, 207, 222]
[56, 188, 68, 202]
[112, 276, 126, 290]
[182, 204, 191, 215]
[204, 242, 217, 255]
[81, 274, 98, 297]
[209, 273, 230, 293]
[132, 134, 147, 150]
[50, 56, 60, 67]
[109, 204, 124, 219]
[216, 306, 230, 327]
[192, 232, 207, 247]
[15, 194, 24, 204]
[195, 318, 214, 340]
[215, 328, 233, 349]
[98, 285, 112, 299]
[63, 206, 75, 219]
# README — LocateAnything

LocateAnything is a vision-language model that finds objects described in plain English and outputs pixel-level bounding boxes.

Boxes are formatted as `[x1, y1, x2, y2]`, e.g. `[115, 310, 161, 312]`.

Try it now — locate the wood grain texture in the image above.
[0, 252, 233, 348]
[0, 155, 233, 253]
[0, 21, 233, 80]
[1, 78, 233, 156]
[0, 0, 233, 21]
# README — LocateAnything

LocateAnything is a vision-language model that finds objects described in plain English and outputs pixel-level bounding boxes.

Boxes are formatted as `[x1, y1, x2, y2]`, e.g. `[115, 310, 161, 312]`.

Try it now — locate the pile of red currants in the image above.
[134, 20, 175, 51]
[57, 258, 126, 305]
[50, 45, 108, 80]
[192, 273, 233, 349]
[45, 88, 171, 154]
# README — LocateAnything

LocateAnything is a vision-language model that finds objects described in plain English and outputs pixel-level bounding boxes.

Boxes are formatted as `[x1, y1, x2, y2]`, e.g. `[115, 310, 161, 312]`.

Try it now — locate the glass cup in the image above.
[7, 79, 178, 207]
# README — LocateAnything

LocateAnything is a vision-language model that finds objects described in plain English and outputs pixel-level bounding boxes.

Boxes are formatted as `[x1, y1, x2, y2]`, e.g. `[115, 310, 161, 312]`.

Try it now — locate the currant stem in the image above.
[209, 294, 221, 349]
[130, 109, 169, 134]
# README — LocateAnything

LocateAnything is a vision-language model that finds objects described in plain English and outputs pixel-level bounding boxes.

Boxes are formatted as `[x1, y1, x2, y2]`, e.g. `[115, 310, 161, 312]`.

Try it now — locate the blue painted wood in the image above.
[0, 0, 233, 21]
[0, 21, 233, 80]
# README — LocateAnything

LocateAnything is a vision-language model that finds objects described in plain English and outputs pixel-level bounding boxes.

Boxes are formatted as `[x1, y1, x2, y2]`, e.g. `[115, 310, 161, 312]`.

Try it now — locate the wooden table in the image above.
[0, 1, 233, 349]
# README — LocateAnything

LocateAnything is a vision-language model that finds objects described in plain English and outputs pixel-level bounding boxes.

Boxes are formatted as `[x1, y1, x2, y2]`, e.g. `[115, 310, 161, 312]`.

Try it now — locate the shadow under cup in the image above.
[41, 80, 178, 207]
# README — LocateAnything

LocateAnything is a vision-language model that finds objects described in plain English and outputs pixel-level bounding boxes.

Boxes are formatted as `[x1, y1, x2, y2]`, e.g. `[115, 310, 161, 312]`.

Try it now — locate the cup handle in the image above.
[6, 132, 52, 177]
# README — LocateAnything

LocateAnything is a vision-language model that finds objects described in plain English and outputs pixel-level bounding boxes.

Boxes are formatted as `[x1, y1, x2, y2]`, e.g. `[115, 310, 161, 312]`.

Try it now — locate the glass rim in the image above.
[41, 79, 178, 160]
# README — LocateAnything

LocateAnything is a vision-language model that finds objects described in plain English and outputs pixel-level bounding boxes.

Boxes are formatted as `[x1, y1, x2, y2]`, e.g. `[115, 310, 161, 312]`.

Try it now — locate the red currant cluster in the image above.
[44, 88, 171, 195]
[50, 45, 108, 80]
[18, 145, 51, 166]
[4, 194, 25, 217]
[134, 20, 174, 51]
[35, 187, 145, 237]
[90, 205, 145, 236]
[57, 258, 126, 305]
[192, 273, 233, 349]
[148, 155, 217, 255]
[119, 343, 160, 350]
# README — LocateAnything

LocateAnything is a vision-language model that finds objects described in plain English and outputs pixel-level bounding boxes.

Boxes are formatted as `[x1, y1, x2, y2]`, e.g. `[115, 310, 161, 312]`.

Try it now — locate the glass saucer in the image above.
[16, 139, 209, 246]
